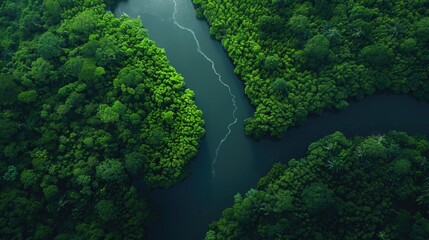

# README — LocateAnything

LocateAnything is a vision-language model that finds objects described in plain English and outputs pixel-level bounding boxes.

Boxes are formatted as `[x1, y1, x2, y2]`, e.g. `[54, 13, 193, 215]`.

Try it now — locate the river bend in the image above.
[114, 1, 429, 239]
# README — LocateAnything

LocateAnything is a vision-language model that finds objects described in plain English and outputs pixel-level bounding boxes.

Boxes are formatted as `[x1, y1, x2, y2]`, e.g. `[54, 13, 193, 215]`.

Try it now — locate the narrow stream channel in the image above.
[114, 0, 429, 239]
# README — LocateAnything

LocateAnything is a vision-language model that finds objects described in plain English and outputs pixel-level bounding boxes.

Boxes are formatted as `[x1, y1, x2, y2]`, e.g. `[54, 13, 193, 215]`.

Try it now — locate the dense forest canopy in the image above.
[3, 0, 429, 239]
[193, 0, 429, 138]
[206, 131, 429, 239]
[0, 0, 204, 238]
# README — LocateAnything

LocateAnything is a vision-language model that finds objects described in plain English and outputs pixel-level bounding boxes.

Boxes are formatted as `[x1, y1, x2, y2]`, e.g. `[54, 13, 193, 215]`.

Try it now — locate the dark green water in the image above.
[114, 0, 429, 239]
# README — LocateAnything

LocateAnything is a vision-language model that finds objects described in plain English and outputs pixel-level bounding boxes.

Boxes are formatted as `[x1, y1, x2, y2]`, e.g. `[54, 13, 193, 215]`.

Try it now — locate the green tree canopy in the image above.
[264, 55, 280, 71]
[0, 75, 19, 105]
[257, 15, 284, 37]
[415, 17, 429, 42]
[17, 90, 37, 104]
[303, 35, 330, 65]
[272, 78, 288, 93]
[96, 159, 126, 182]
[95, 200, 116, 222]
[0, 119, 18, 141]
[30, 58, 55, 83]
[206, 132, 429, 239]
[301, 182, 335, 215]
[359, 44, 393, 68]
[20, 169, 38, 188]
[288, 15, 309, 36]
[43, 185, 59, 200]
[349, 5, 375, 21]
[97, 104, 120, 123]
[37, 32, 63, 59]
[3, 166, 18, 182]
[124, 151, 145, 175]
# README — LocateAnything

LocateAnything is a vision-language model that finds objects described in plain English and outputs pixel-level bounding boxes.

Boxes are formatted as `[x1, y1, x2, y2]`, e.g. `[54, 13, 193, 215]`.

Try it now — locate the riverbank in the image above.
[114, 1, 429, 239]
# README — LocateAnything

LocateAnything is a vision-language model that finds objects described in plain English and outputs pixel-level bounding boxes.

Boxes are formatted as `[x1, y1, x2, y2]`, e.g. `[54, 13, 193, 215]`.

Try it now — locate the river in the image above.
[113, 0, 429, 239]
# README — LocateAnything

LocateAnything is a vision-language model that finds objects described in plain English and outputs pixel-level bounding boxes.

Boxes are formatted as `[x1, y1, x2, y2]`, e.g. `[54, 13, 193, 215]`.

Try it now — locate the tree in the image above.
[38, 32, 63, 59]
[304, 35, 330, 60]
[350, 19, 372, 43]
[312, 0, 335, 18]
[95, 200, 117, 222]
[0, 75, 19, 105]
[34, 224, 53, 240]
[56, 104, 70, 115]
[65, 57, 84, 77]
[303, 35, 330, 67]
[288, 15, 309, 36]
[113, 66, 144, 88]
[3, 166, 18, 182]
[273, 190, 294, 213]
[125, 151, 145, 175]
[400, 38, 417, 54]
[129, 113, 141, 125]
[394, 210, 412, 237]
[359, 44, 393, 68]
[205, 230, 216, 240]
[20, 169, 38, 188]
[411, 216, 429, 240]
[209, 22, 226, 39]
[392, 159, 412, 178]
[43, 185, 59, 200]
[81, 39, 99, 58]
[359, 137, 387, 161]
[272, 78, 288, 94]
[78, 58, 97, 82]
[257, 15, 284, 37]
[67, 10, 97, 42]
[44, 0, 61, 24]
[22, 13, 43, 37]
[96, 159, 126, 182]
[147, 127, 166, 146]
[162, 111, 174, 125]
[0, 119, 18, 141]
[323, 27, 341, 44]
[112, 100, 126, 116]
[17, 90, 37, 104]
[349, 5, 374, 21]
[415, 17, 429, 42]
[0, 2, 19, 20]
[95, 36, 122, 66]
[30, 58, 54, 83]
[301, 183, 335, 215]
[97, 104, 119, 123]
[264, 55, 280, 71]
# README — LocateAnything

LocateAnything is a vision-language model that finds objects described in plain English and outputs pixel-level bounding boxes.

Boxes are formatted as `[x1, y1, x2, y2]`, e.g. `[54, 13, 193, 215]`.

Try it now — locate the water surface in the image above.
[114, 1, 429, 239]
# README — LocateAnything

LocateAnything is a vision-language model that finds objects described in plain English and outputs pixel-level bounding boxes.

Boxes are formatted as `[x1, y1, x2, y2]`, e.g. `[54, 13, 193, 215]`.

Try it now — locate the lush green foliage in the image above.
[0, 0, 204, 238]
[206, 131, 429, 239]
[206, 132, 429, 240]
[194, 0, 429, 138]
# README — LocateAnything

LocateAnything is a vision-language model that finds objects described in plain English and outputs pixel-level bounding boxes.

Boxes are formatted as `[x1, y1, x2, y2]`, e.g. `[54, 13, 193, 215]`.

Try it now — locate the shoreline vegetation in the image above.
[193, 0, 429, 139]
[2, 0, 429, 239]
[0, 0, 204, 239]
[193, 1, 429, 239]
[206, 131, 429, 239]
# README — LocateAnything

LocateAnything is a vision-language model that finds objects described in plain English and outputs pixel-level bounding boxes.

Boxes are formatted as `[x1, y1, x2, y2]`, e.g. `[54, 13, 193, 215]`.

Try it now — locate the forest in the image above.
[0, 0, 204, 239]
[193, 0, 429, 138]
[2, 0, 429, 239]
[206, 131, 429, 240]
